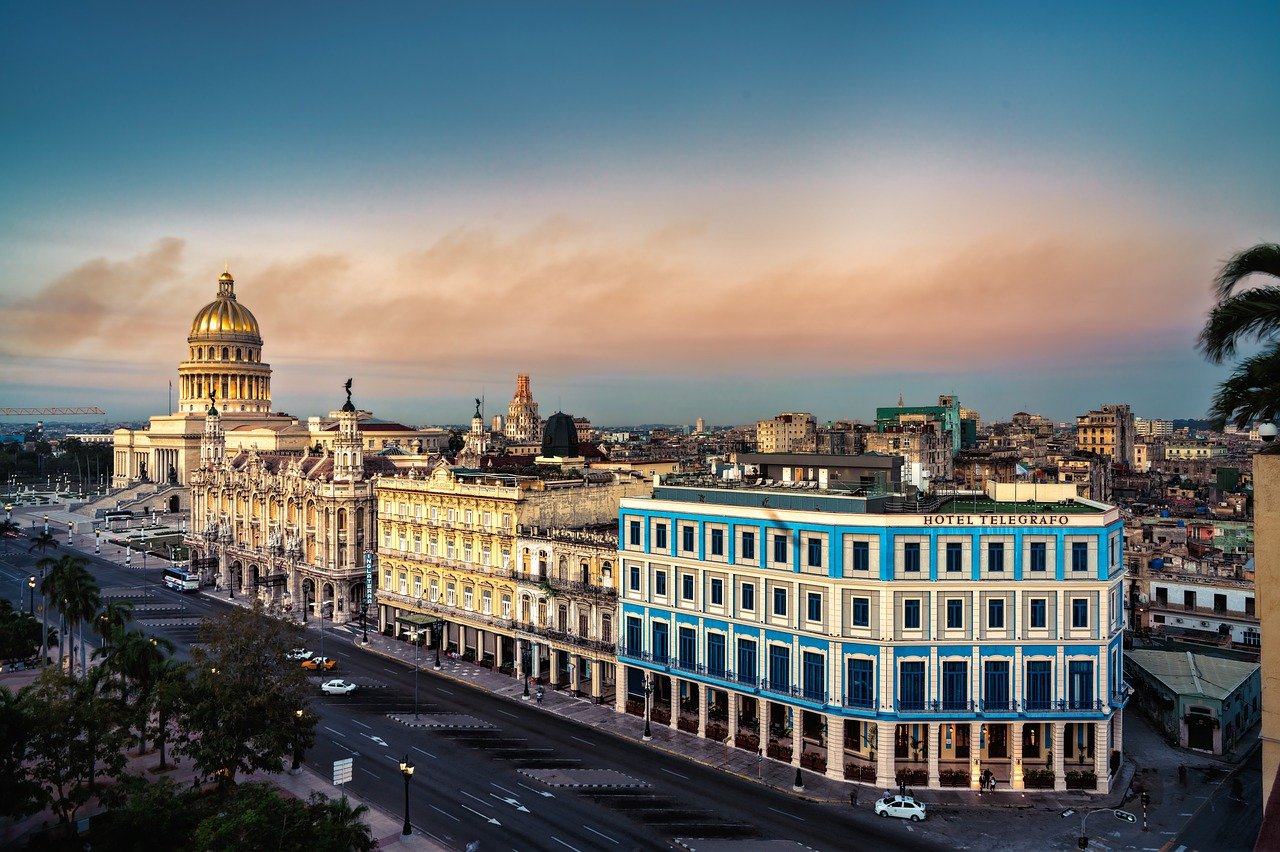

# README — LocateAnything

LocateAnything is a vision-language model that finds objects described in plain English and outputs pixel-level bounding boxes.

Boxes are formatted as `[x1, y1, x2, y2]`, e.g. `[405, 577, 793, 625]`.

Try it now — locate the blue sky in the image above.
[2, 2, 1278, 426]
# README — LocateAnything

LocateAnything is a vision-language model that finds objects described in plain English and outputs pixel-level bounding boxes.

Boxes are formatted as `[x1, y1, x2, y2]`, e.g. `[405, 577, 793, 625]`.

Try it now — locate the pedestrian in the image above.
[535, 685, 544, 705]
[1178, 764, 1187, 785]
[883, 789, 892, 803]
[990, 775, 998, 793]
[850, 789, 859, 808]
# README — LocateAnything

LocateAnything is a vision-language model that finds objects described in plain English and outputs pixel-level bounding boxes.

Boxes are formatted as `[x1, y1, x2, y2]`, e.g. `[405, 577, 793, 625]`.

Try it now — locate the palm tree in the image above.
[61, 566, 102, 675]
[39, 555, 79, 668]
[27, 530, 59, 556]
[1198, 242, 1280, 429]
[94, 600, 134, 655]
[148, 658, 191, 770]
[104, 629, 176, 752]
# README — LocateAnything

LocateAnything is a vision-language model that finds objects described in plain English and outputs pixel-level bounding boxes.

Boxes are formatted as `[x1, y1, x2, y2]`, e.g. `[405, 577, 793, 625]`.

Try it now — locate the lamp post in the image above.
[94, 526, 100, 555]
[433, 619, 443, 670]
[66, 520, 73, 546]
[291, 708, 304, 773]
[399, 755, 415, 837]
[43, 514, 48, 535]
[27, 575, 35, 615]
[643, 673, 653, 741]
[409, 626, 422, 719]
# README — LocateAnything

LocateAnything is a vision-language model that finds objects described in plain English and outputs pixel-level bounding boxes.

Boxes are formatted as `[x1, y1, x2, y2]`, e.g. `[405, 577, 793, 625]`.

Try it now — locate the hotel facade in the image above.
[615, 476, 1128, 793]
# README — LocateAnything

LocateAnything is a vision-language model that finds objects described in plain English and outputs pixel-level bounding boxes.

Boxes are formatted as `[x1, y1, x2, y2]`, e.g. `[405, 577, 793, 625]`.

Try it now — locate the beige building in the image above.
[504, 373, 542, 444]
[1075, 404, 1135, 468]
[1258, 448, 1280, 811]
[756, 412, 817, 454]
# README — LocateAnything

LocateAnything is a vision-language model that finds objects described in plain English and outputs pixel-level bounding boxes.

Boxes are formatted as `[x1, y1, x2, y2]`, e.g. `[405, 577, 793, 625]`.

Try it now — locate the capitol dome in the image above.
[175, 268, 273, 415]
[189, 269, 262, 342]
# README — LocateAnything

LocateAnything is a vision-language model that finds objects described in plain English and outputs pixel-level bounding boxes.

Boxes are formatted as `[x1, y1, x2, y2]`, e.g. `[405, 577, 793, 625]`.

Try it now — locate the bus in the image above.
[162, 564, 200, 593]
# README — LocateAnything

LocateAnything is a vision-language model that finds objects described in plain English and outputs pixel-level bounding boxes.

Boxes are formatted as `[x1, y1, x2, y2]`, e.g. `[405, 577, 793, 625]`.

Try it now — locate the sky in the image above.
[2, 2, 1278, 428]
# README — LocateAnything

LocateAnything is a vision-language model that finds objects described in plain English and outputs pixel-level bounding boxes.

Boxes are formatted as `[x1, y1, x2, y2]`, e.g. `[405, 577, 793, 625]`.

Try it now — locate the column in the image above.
[791, 716, 803, 767]
[614, 662, 626, 713]
[927, 723, 940, 788]
[727, 692, 739, 744]
[825, 715, 844, 780]
[1093, 720, 1109, 792]
[494, 639, 504, 671]
[1112, 709, 1124, 763]
[970, 722, 983, 789]
[516, 639, 527, 680]
[570, 655, 581, 694]
[1010, 722, 1025, 790]
[876, 723, 895, 790]
[531, 642, 541, 682]
[669, 677, 678, 729]
[697, 683, 707, 737]
[1052, 722, 1066, 791]
[590, 659, 603, 703]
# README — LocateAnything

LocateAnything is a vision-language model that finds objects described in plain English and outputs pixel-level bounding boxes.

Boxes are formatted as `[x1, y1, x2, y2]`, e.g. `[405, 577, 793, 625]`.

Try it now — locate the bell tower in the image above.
[333, 378, 363, 482]
[200, 391, 225, 468]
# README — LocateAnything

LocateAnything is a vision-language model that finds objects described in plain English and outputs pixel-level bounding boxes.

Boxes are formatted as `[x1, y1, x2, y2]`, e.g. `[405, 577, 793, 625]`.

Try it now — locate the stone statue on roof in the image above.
[474, 397, 482, 419]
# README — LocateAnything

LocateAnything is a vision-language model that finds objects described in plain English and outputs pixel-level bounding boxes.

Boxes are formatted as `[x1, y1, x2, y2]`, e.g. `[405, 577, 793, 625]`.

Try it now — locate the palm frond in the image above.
[1198, 286, 1280, 363]
[1206, 344, 1280, 429]
[1215, 242, 1280, 299]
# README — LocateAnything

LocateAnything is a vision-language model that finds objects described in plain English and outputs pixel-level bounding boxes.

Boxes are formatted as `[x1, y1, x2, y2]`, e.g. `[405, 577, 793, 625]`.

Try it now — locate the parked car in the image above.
[874, 794, 927, 822]
[285, 648, 313, 661]
[301, 656, 337, 671]
[320, 679, 357, 695]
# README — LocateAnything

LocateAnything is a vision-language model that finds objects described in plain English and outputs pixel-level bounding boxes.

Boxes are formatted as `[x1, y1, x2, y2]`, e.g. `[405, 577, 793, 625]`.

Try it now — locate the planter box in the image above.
[735, 733, 760, 752]
[677, 717, 698, 734]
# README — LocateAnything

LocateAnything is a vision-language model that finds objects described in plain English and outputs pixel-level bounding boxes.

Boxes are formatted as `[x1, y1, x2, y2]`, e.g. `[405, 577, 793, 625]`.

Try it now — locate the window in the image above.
[983, 660, 1009, 710]
[741, 582, 755, 611]
[446, 584, 455, 606]
[1023, 660, 1052, 711]
[1072, 598, 1089, 628]
[903, 599, 921, 629]
[398, 572, 408, 594]
[481, 590, 492, 614]
[946, 598, 964, 629]
[945, 542, 963, 573]
[429, 579, 439, 602]
[768, 645, 791, 692]
[681, 574, 694, 601]
[655, 523, 668, 550]
[850, 540, 870, 572]
[710, 528, 725, 557]
[903, 542, 921, 573]
[710, 578, 723, 605]
[807, 592, 822, 622]
[502, 595, 511, 619]
[942, 661, 968, 710]
[741, 531, 756, 561]
[678, 627, 696, 669]
[1071, 541, 1089, 572]
[707, 633, 726, 677]
[898, 660, 926, 710]
[773, 534, 789, 564]
[1068, 660, 1094, 709]
[851, 597, 870, 627]
[1030, 598, 1047, 629]
[807, 538, 822, 567]
[463, 587, 473, 610]
[625, 616, 642, 654]
[1029, 541, 1047, 572]
[987, 542, 1005, 573]
[803, 652, 825, 701]
[654, 571, 667, 597]
[773, 587, 788, 616]
[737, 638, 758, 685]
[651, 622, 669, 662]
[988, 599, 1005, 629]
[629, 565, 641, 592]
[847, 658, 874, 707]
[682, 525, 695, 552]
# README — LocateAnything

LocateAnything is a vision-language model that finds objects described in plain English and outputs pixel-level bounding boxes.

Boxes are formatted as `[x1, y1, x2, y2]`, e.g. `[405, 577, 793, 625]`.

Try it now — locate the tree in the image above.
[148, 657, 191, 770]
[1199, 242, 1280, 428]
[179, 603, 314, 787]
[0, 601, 42, 662]
[189, 783, 375, 852]
[94, 599, 135, 653]
[40, 554, 97, 672]
[101, 628, 176, 753]
[27, 529, 59, 556]
[0, 685, 43, 820]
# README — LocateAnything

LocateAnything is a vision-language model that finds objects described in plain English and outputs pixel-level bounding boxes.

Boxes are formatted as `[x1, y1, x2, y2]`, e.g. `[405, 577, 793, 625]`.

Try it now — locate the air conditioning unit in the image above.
[1200, 621, 1210, 628]
[1175, 618, 1184, 624]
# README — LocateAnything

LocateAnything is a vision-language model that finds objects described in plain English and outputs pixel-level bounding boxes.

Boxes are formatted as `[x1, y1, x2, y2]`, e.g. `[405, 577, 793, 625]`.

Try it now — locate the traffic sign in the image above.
[334, 757, 353, 785]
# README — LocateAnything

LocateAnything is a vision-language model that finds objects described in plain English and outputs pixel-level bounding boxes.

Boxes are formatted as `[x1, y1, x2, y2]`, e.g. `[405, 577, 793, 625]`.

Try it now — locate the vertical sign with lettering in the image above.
[364, 550, 374, 606]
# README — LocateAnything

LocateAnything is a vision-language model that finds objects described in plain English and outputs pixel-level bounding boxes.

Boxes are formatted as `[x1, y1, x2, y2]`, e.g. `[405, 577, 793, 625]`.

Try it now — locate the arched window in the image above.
[235, 347, 242, 361]
[222, 346, 229, 360]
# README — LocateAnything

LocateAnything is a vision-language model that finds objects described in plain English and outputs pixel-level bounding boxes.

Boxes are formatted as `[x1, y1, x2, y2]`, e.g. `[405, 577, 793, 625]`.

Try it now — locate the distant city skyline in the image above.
[2, 3, 1277, 426]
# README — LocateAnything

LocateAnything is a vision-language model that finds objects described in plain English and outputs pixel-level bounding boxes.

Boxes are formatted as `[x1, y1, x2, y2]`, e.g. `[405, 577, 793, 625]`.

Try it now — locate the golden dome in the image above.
[189, 269, 263, 341]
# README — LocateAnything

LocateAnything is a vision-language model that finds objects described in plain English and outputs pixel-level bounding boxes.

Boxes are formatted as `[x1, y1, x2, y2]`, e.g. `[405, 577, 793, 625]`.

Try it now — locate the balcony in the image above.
[379, 590, 513, 631]
[845, 694, 875, 710]
[513, 622, 615, 654]
[980, 699, 1018, 714]
[1147, 600, 1257, 623]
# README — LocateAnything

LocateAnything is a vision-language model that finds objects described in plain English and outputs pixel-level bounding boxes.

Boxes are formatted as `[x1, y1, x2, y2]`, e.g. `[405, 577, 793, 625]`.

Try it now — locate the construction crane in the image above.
[0, 407, 106, 416]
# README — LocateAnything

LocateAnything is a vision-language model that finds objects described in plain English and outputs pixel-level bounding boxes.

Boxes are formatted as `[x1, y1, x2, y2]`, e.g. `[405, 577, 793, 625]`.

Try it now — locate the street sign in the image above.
[1113, 809, 1136, 823]
[364, 550, 374, 606]
[333, 757, 353, 785]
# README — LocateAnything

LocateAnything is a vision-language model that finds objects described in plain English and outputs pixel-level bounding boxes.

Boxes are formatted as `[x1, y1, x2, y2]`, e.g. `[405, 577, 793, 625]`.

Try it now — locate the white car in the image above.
[285, 648, 313, 661]
[874, 794, 927, 822]
[320, 679, 358, 695]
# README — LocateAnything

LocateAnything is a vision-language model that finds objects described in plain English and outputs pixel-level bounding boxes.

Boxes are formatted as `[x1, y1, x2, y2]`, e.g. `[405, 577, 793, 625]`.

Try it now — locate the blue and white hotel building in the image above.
[615, 474, 1129, 793]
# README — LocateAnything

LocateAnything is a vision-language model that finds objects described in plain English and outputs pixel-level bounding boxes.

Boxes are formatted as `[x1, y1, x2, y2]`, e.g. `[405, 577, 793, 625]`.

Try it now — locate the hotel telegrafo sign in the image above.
[923, 513, 1072, 527]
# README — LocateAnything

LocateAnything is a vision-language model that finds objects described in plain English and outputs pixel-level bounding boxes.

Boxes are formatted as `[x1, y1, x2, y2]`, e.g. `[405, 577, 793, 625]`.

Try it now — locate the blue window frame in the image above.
[807, 592, 822, 622]
[1072, 541, 1089, 572]
[629, 564, 641, 591]
[1029, 541, 1047, 572]
[654, 523, 667, 550]
[773, 534, 789, 564]
[851, 597, 870, 627]
[898, 661, 926, 710]
[807, 538, 822, 567]
[654, 571, 666, 597]
[987, 542, 1005, 573]
[768, 645, 790, 692]
[802, 651, 825, 702]
[710, 578, 723, 606]
[1025, 660, 1051, 710]
[737, 638, 757, 685]
[773, 587, 787, 616]
[741, 530, 756, 561]
[1030, 598, 1047, 628]
[984, 660, 1009, 710]
[904, 599, 921, 629]
[903, 541, 921, 573]
[707, 633, 726, 677]
[1072, 598, 1089, 628]
[628, 520, 640, 546]
[651, 622, 669, 662]
[846, 658, 874, 707]
[741, 582, 755, 611]
[710, 528, 724, 556]
[625, 616, 642, 656]
[1068, 660, 1094, 709]
[678, 626, 696, 669]
[681, 574, 694, 600]
[850, 540, 869, 572]
[988, 599, 1005, 629]
[946, 598, 963, 629]
[942, 661, 968, 710]
[682, 525, 695, 551]
[945, 542, 963, 573]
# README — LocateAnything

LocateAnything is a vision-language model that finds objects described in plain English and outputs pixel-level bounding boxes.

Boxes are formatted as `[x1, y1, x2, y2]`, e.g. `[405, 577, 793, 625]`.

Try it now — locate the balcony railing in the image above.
[980, 699, 1018, 714]
[1148, 600, 1257, 622]
[845, 694, 875, 709]
[513, 623, 615, 654]
[378, 590, 513, 631]
[895, 699, 933, 713]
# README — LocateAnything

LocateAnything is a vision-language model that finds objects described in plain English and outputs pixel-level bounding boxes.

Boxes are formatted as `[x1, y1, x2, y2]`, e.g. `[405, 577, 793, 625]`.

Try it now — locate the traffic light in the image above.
[1078, 836, 1089, 850]
[1141, 791, 1150, 807]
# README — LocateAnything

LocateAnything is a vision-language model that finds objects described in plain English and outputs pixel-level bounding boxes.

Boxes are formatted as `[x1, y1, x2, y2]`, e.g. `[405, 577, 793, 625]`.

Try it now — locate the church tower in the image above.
[200, 393, 225, 468]
[333, 380, 363, 482]
[504, 373, 542, 444]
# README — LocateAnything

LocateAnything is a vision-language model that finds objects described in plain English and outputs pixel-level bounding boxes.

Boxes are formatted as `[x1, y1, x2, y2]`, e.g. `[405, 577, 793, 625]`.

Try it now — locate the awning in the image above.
[397, 613, 440, 626]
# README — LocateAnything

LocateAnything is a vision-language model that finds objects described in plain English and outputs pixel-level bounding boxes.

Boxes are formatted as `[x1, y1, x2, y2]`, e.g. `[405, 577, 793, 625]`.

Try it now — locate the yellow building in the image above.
[1074, 404, 1135, 467]
[1257, 448, 1280, 811]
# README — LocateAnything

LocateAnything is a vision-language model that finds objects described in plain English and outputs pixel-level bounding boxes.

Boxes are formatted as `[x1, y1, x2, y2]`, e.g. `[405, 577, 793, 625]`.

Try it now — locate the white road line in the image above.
[767, 806, 804, 821]
[324, 726, 347, 738]
[551, 839, 583, 852]
[412, 746, 437, 759]
[1179, 811, 1193, 815]
[383, 667, 398, 674]
[353, 719, 372, 730]
[497, 709, 518, 718]
[359, 767, 380, 779]
[583, 825, 619, 844]
[571, 736, 594, 745]
[661, 768, 688, 779]
[437, 687, 455, 694]
[491, 783, 520, 797]
[429, 804, 460, 822]
[461, 790, 492, 808]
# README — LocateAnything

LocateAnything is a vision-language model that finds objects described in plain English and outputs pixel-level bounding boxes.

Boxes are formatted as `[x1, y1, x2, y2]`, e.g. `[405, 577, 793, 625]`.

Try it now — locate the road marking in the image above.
[461, 790, 491, 808]
[767, 806, 804, 821]
[359, 767, 380, 779]
[497, 709, 518, 718]
[411, 746, 436, 759]
[324, 726, 347, 738]
[490, 793, 529, 812]
[583, 825, 618, 844]
[571, 736, 594, 745]
[460, 803, 501, 826]
[1179, 812, 1193, 816]
[437, 687, 455, 695]
[383, 667, 398, 674]
[361, 733, 388, 747]
[518, 782, 555, 798]
[353, 719, 372, 729]
[661, 768, 688, 779]
[551, 839, 582, 852]
[429, 804, 460, 822]
[491, 783, 520, 797]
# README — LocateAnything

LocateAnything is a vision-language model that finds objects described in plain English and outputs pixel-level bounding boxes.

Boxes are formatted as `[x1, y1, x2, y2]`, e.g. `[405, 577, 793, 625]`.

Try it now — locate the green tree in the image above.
[40, 554, 97, 672]
[0, 601, 42, 662]
[148, 657, 191, 770]
[101, 628, 176, 753]
[189, 783, 375, 852]
[94, 599, 135, 653]
[1199, 242, 1280, 428]
[27, 529, 59, 556]
[179, 603, 314, 787]
[0, 685, 43, 819]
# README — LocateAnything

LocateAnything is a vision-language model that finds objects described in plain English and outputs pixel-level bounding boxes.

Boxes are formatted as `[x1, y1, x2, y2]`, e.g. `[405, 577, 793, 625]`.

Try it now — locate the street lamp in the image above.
[43, 514, 48, 535]
[409, 626, 422, 719]
[66, 520, 73, 546]
[433, 619, 443, 670]
[94, 526, 100, 555]
[27, 575, 35, 615]
[643, 673, 653, 741]
[291, 708, 304, 773]
[399, 755, 415, 837]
